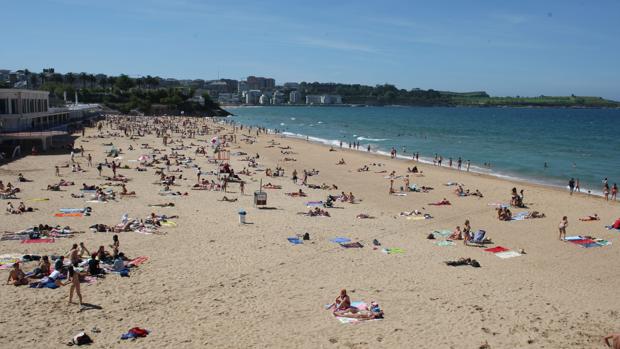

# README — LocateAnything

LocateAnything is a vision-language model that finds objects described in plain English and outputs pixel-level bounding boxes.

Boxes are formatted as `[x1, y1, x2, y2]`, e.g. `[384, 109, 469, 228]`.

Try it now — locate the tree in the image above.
[65, 73, 76, 86]
[79, 72, 88, 88]
[115, 74, 135, 91]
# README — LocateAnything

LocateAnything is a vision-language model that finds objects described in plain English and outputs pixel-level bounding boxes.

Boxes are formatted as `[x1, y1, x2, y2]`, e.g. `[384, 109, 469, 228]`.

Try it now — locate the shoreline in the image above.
[225, 118, 610, 199]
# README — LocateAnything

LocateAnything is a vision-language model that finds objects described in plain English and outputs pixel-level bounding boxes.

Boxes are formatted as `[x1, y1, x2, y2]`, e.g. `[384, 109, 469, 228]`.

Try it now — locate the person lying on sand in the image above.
[120, 184, 136, 196]
[336, 158, 346, 165]
[429, 198, 451, 206]
[334, 302, 384, 320]
[219, 196, 238, 202]
[148, 203, 175, 207]
[17, 173, 32, 182]
[299, 207, 330, 217]
[356, 213, 374, 219]
[47, 184, 61, 191]
[525, 211, 546, 219]
[262, 183, 282, 189]
[579, 214, 599, 221]
[357, 165, 369, 172]
[286, 189, 307, 197]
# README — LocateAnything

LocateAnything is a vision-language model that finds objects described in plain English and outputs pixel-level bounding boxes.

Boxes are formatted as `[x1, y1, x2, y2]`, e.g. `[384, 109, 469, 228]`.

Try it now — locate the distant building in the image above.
[247, 76, 276, 91]
[237, 80, 248, 93]
[321, 95, 343, 104]
[272, 91, 285, 105]
[289, 91, 301, 104]
[283, 82, 299, 90]
[259, 93, 271, 105]
[245, 90, 261, 105]
[305, 95, 322, 105]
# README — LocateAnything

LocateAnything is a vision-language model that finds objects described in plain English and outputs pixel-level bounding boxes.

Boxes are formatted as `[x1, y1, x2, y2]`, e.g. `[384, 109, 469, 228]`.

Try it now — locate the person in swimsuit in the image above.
[6, 263, 29, 286]
[64, 266, 83, 306]
[67, 243, 81, 266]
[558, 216, 568, 240]
[331, 289, 352, 312]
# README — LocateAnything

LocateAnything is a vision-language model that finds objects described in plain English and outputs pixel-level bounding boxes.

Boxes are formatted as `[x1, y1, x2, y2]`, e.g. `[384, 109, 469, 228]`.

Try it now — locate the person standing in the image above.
[87, 154, 92, 167]
[64, 266, 83, 306]
[612, 183, 618, 201]
[568, 178, 575, 195]
[466, 160, 471, 172]
[575, 178, 580, 192]
[604, 182, 610, 201]
[558, 216, 568, 240]
[292, 169, 298, 184]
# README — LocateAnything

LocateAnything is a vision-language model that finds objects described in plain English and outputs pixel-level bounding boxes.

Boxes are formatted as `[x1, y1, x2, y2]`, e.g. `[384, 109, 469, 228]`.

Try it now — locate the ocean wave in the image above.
[357, 136, 389, 142]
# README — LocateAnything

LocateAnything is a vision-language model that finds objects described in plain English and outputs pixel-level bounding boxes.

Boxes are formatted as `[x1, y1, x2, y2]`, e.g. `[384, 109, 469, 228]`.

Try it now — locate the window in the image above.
[10, 99, 17, 114]
[0, 98, 7, 114]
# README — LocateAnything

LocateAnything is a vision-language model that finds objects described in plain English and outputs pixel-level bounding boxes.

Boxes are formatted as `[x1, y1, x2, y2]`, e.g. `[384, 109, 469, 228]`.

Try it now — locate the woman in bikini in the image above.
[64, 266, 83, 306]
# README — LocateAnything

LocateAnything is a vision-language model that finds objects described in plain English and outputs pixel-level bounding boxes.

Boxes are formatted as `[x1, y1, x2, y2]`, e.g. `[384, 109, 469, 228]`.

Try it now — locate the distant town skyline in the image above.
[4, 0, 620, 100]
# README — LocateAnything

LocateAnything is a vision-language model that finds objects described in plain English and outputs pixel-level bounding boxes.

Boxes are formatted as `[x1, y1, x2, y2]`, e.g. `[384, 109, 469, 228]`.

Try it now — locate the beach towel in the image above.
[330, 237, 351, 244]
[128, 256, 149, 266]
[393, 192, 407, 196]
[60, 208, 86, 213]
[432, 230, 452, 238]
[564, 236, 584, 241]
[494, 251, 522, 259]
[21, 238, 55, 244]
[287, 237, 303, 245]
[605, 226, 620, 231]
[305, 201, 324, 207]
[484, 246, 508, 253]
[160, 221, 177, 227]
[29, 198, 49, 202]
[435, 240, 455, 246]
[382, 248, 404, 254]
[340, 242, 363, 248]
[511, 212, 529, 221]
[86, 200, 107, 203]
[334, 301, 382, 324]
[54, 213, 83, 217]
[406, 216, 427, 221]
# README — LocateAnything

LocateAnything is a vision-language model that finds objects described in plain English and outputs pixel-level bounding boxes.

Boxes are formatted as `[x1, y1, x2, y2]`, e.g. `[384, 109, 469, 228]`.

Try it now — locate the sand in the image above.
[1, 116, 619, 349]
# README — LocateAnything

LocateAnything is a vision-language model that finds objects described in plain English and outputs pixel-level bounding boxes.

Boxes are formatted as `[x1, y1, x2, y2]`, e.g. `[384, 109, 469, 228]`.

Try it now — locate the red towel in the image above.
[570, 239, 595, 245]
[129, 256, 149, 266]
[21, 238, 55, 244]
[484, 246, 509, 253]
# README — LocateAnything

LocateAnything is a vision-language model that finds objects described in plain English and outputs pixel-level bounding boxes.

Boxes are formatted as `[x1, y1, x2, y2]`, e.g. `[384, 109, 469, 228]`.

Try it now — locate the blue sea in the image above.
[228, 106, 620, 194]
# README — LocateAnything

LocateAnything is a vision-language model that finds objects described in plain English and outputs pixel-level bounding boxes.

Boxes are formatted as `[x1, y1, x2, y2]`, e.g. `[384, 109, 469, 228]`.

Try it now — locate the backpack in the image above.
[72, 332, 93, 345]
[302, 233, 310, 240]
[427, 233, 435, 240]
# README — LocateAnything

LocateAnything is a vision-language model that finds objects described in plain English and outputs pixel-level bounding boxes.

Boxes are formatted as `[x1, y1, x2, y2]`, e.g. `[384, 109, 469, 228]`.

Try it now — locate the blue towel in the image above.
[330, 237, 351, 244]
[287, 237, 302, 245]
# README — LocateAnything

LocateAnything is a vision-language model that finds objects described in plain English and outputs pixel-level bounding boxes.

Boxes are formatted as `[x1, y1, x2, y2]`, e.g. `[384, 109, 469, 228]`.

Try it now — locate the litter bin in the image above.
[238, 209, 247, 224]
[254, 191, 267, 206]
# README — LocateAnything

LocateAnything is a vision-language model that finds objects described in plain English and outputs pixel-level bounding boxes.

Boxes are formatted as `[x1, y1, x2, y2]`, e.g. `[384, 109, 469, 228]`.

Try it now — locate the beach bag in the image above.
[427, 233, 435, 240]
[302, 233, 310, 240]
[72, 332, 93, 345]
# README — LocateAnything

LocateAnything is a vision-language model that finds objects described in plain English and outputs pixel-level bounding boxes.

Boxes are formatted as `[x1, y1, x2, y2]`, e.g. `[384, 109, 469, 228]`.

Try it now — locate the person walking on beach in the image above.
[558, 216, 568, 240]
[96, 163, 102, 176]
[87, 153, 92, 167]
[466, 160, 471, 172]
[568, 178, 575, 195]
[612, 183, 618, 201]
[64, 266, 83, 306]
[457, 157, 462, 170]
[292, 169, 298, 184]
[55, 166, 60, 177]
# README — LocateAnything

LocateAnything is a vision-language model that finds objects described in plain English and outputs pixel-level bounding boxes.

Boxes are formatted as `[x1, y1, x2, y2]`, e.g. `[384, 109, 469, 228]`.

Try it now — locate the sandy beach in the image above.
[1, 116, 619, 349]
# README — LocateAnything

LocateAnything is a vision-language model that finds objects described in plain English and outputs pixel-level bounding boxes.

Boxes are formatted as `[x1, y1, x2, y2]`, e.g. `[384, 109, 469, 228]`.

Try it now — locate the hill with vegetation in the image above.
[298, 82, 620, 108]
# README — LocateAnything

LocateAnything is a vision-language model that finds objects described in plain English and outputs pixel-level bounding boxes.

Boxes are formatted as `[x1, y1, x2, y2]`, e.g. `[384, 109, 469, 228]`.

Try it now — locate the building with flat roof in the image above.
[0, 89, 101, 151]
[289, 91, 301, 104]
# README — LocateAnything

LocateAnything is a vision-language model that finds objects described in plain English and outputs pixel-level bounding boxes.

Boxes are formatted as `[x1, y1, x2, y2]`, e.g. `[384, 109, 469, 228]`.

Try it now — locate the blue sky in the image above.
[4, 0, 620, 99]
